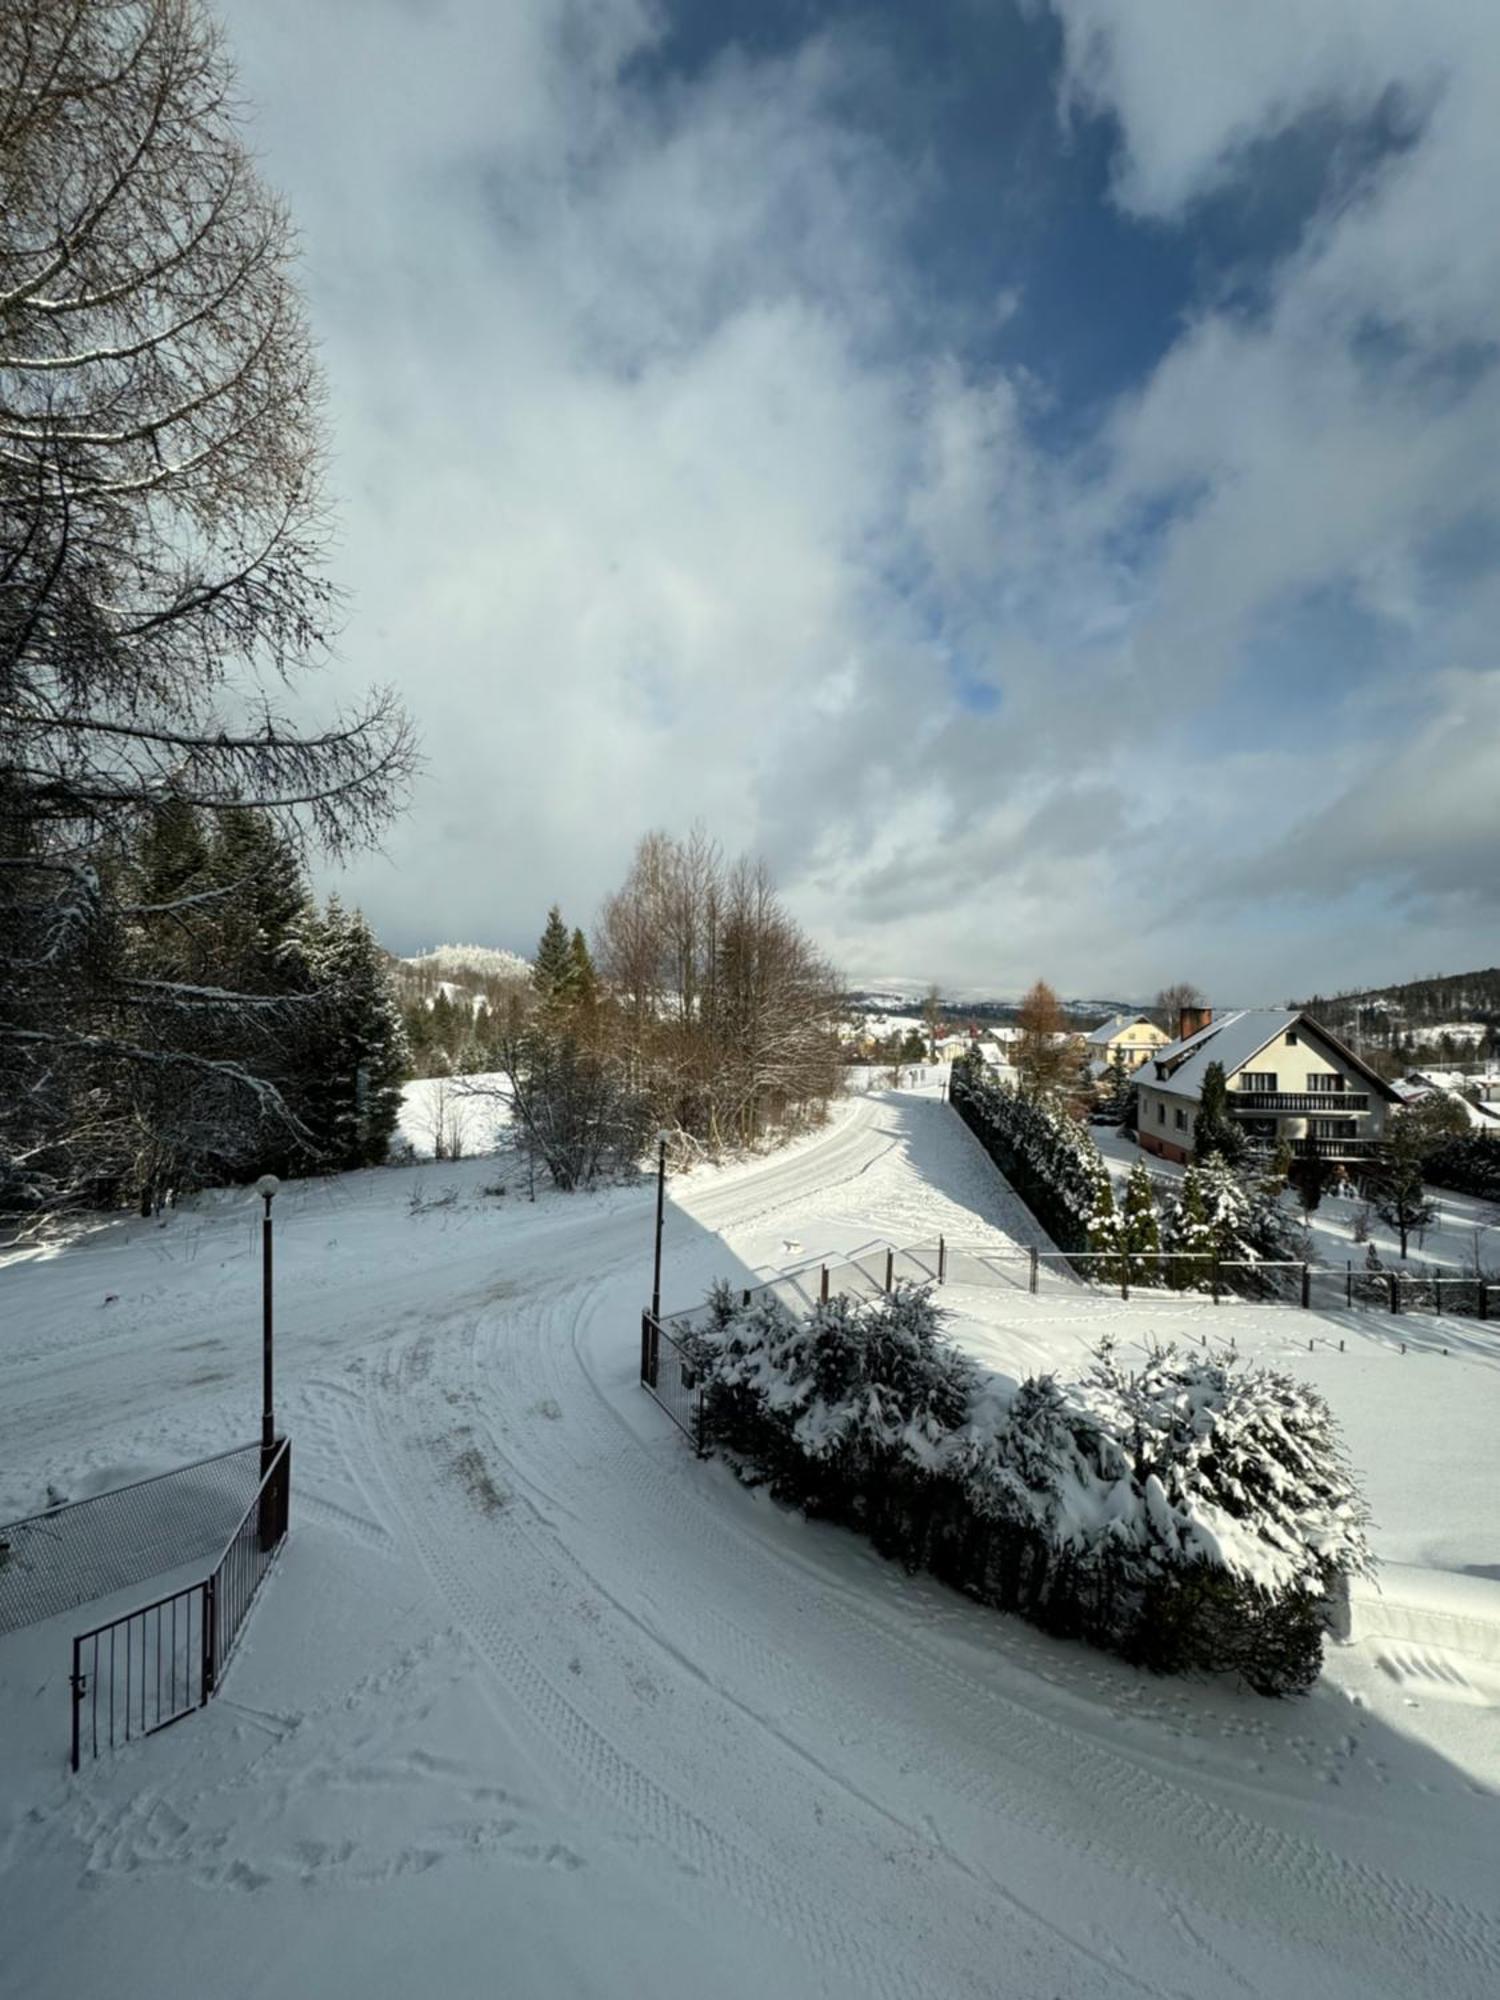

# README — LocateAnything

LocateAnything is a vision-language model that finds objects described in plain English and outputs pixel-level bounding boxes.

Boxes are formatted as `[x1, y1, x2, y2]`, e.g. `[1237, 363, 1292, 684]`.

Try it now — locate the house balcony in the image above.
[1232, 1091, 1369, 1114]
[1289, 1136, 1384, 1160]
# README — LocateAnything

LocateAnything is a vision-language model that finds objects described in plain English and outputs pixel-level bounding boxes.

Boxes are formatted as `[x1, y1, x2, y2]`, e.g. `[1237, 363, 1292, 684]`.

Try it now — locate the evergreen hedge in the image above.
[686, 1283, 1370, 1695]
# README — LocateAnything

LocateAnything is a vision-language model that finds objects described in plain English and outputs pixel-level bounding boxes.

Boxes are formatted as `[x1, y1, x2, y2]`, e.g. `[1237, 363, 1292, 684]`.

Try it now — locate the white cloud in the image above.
[221, 0, 1500, 1000]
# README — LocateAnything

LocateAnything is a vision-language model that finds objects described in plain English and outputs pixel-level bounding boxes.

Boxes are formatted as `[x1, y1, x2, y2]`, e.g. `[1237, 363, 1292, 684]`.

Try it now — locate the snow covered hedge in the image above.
[685, 1283, 1370, 1695]
[950, 1056, 1098, 1250]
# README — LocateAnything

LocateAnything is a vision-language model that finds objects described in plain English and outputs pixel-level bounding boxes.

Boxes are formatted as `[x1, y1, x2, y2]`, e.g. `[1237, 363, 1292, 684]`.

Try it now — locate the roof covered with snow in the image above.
[1085, 1013, 1161, 1047]
[1144, 1008, 1400, 1102]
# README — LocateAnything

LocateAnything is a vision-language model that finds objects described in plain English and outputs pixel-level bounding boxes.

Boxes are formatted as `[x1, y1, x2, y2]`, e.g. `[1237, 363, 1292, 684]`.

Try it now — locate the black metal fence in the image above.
[640, 1239, 1498, 1439]
[0, 1441, 267, 1636]
[640, 1314, 709, 1455]
[70, 1438, 290, 1772]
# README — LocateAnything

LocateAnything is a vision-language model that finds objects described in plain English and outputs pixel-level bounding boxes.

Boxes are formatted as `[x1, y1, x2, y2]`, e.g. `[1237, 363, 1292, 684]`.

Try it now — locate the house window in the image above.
[1157, 1103, 1165, 1125]
[1174, 1108, 1187, 1131]
[1312, 1118, 1356, 1139]
[1286, 1031, 1298, 1044]
[1306, 1074, 1344, 1093]
[1239, 1072, 1277, 1092]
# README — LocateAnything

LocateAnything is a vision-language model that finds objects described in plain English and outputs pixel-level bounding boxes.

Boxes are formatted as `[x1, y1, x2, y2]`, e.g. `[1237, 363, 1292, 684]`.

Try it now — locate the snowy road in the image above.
[2, 1094, 1498, 1999]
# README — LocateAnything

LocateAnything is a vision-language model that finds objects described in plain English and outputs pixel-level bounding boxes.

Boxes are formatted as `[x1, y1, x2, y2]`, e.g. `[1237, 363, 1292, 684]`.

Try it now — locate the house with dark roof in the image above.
[1137, 1007, 1401, 1166]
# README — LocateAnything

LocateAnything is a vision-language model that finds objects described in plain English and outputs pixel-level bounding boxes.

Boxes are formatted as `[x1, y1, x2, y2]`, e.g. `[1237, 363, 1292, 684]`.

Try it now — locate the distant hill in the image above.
[844, 988, 1137, 1032]
[1298, 967, 1500, 1059]
[402, 943, 532, 984]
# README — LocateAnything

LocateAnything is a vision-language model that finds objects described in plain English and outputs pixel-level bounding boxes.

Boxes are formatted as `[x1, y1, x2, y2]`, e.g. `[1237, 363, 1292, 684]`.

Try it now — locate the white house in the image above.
[1136, 1008, 1400, 1167]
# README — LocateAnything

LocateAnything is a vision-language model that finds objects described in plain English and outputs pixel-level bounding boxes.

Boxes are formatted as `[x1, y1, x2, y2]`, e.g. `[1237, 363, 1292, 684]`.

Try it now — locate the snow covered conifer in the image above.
[293, 898, 409, 1170]
[1161, 1165, 1213, 1288]
[1120, 1159, 1161, 1286]
[1083, 1142, 1123, 1282]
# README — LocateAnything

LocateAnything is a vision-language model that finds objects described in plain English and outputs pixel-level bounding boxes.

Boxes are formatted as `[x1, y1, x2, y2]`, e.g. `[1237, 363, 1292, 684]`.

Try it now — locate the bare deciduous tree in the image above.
[597, 830, 841, 1149]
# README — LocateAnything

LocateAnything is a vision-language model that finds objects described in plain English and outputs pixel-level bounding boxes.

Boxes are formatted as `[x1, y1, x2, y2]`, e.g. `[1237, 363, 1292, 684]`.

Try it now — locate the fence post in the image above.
[1434, 1277, 1443, 1317]
[1029, 1246, 1039, 1295]
[640, 1310, 651, 1385]
[884, 1248, 894, 1294]
[1346, 1260, 1352, 1308]
[820, 1265, 829, 1303]
[1388, 1272, 1399, 1316]
[1211, 1258, 1221, 1305]
[1121, 1263, 1129, 1303]
[200, 1577, 216, 1702]
[938, 1235, 946, 1285]
[1301, 1262, 1311, 1310]
[1482, 1283, 1490, 1323]
[742, 1288, 751, 1308]
[70, 1637, 84, 1774]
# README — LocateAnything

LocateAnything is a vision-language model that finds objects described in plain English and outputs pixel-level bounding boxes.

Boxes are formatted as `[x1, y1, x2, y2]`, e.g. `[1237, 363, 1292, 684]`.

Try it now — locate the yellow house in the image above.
[1086, 1013, 1170, 1072]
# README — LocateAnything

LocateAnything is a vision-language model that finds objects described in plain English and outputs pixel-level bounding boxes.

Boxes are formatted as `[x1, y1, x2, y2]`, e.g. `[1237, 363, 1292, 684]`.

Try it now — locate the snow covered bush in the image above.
[693, 1285, 1370, 1695]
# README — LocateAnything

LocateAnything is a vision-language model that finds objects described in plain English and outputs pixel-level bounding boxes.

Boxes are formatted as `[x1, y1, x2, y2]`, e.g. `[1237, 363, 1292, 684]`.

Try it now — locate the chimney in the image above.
[1179, 1004, 1213, 1042]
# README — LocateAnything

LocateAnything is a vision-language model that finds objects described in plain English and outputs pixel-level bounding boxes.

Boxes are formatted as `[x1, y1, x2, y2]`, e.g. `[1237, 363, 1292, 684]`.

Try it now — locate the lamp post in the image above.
[255, 1174, 280, 1475]
[650, 1131, 669, 1325]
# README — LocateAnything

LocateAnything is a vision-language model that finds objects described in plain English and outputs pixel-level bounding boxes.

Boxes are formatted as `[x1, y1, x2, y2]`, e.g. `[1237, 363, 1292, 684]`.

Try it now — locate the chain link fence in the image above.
[0, 1442, 265, 1636]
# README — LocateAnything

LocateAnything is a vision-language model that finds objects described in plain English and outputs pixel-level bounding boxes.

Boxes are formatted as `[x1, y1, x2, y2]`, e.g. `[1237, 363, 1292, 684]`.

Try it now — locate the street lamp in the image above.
[255, 1174, 279, 1475]
[650, 1132, 670, 1324]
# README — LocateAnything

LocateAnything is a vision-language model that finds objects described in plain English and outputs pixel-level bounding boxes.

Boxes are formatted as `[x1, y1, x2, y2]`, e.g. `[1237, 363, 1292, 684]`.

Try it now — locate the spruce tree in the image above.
[1193, 1061, 1245, 1165]
[292, 899, 409, 1170]
[1373, 1115, 1437, 1260]
[1121, 1159, 1161, 1287]
[568, 928, 600, 1008]
[533, 906, 576, 1012]
[1083, 1144, 1123, 1283]
[1162, 1165, 1213, 1289]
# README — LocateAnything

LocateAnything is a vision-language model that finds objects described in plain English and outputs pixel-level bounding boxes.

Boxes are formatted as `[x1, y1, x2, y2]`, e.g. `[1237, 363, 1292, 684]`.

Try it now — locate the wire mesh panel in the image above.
[69, 1440, 290, 1771]
[1, 1442, 265, 1636]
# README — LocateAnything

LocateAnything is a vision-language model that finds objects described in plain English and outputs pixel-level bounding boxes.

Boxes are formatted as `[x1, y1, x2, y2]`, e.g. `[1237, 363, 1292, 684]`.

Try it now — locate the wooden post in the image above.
[884, 1248, 894, 1294]
[1434, 1277, 1443, 1317]
[1389, 1272, 1399, 1315]
[1029, 1246, 1039, 1295]
[1211, 1258, 1221, 1305]
[1346, 1260, 1352, 1308]
[1301, 1262, 1311, 1310]
[820, 1265, 829, 1303]
[938, 1235, 947, 1285]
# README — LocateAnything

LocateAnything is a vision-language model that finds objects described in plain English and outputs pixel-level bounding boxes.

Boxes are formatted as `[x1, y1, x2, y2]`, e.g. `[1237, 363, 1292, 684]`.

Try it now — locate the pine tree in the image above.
[205, 808, 309, 990]
[1120, 1159, 1161, 1286]
[1083, 1143, 1123, 1283]
[533, 907, 576, 1012]
[1162, 1165, 1214, 1289]
[1373, 1114, 1437, 1260]
[1193, 1061, 1245, 1165]
[292, 899, 410, 1169]
[569, 928, 599, 1012]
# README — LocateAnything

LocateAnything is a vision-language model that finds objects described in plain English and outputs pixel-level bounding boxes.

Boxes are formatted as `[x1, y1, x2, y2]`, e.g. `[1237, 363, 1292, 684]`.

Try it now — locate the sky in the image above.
[226, 0, 1500, 1004]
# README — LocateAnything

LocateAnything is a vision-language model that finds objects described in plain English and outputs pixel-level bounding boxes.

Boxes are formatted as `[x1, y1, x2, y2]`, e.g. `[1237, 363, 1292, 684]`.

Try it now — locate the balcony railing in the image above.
[1233, 1091, 1369, 1113]
[1289, 1136, 1383, 1159]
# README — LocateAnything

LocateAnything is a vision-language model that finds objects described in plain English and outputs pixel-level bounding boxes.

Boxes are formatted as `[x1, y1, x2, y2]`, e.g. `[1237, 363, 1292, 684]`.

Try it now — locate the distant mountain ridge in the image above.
[1298, 967, 1500, 1046]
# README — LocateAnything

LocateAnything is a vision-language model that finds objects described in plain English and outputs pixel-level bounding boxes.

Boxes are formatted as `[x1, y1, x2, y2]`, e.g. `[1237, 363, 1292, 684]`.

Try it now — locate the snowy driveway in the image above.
[2, 1094, 1498, 1999]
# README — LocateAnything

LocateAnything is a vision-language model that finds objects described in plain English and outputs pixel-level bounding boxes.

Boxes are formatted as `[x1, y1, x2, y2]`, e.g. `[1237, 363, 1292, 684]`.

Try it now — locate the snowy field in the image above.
[2, 1092, 1498, 1999]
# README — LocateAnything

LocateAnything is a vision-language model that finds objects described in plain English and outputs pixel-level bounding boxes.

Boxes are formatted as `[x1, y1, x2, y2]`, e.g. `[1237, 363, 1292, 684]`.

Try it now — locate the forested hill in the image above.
[1297, 968, 1500, 1045]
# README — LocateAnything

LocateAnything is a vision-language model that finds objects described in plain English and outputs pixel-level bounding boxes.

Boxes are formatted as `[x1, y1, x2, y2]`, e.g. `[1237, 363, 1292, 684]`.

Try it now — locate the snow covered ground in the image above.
[397, 1071, 512, 1159]
[2, 1092, 1498, 1999]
